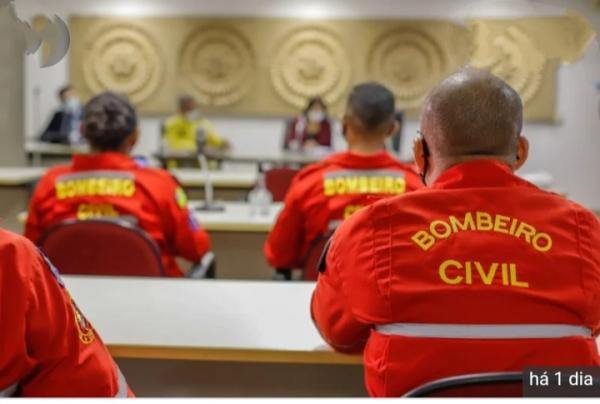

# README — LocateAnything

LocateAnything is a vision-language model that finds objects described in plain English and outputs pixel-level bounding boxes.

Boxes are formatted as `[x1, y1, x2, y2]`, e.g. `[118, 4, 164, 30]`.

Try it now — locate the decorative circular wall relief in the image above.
[180, 26, 255, 107]
[82, 25, 164, 104]
[271, 27, 352, 109]
[368, 29, 448, 108]
[470, 23, 546, 105]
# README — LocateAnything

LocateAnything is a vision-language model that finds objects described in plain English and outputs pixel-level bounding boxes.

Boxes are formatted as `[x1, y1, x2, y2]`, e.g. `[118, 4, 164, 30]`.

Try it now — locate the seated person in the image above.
[265, 83, 422, 278]
[25, 92, 211, 278]
[312, 68, 600, 396]
[162, 95, 229, 152]
[283, 96, 333, 151]
[40, 85, 83, 145]
[0, 228, 132, 397]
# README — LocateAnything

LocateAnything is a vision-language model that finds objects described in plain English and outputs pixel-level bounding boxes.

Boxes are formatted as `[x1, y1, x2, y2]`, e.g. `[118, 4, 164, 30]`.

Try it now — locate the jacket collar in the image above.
[72, 152, 138, 171]
[431, 159, 536, 190]
[326, 150, 404, 169]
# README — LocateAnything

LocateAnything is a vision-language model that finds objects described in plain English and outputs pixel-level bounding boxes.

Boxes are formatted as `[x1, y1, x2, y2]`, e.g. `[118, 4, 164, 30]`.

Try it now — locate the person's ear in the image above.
[413, 137, 426, 173]
[341, 115, 349, 138]
[385, 121, 400, 139]
[127, 129, 140, 150]
[515, 135, 529, 170]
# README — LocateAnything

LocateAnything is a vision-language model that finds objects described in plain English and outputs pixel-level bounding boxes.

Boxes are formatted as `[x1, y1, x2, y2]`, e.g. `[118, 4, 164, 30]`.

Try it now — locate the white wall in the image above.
[17, 0, 600, 209]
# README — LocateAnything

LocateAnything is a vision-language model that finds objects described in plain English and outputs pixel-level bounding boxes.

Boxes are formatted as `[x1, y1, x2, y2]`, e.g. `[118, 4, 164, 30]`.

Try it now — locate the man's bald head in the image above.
[422, 67, 523, 159]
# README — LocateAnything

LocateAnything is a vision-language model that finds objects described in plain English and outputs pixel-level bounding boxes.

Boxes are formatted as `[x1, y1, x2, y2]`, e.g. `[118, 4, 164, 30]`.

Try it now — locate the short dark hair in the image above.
[346, 82, 396, 133]
[82, 92, 138, 151]
[304, 96, 327, 115]
[58, 85, 73, 101]
[178, 95, 196, 109]
[423, 67, 523, 157]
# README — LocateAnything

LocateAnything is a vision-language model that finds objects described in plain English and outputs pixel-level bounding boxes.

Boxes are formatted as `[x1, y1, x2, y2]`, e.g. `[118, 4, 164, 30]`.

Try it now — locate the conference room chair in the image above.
[39, 218, 216, 278]
[302, 233, 332, 281]
[273, 233, 331, 281]
[264, 167, 299, 202]
[403, 372, 523, 397]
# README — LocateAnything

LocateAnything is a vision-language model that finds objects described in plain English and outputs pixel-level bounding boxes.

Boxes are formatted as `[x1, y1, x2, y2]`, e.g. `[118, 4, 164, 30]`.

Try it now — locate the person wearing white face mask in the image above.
[162, 95, 229, 158]
[40, 85, 83, 145]
[283, 96, 333, 152]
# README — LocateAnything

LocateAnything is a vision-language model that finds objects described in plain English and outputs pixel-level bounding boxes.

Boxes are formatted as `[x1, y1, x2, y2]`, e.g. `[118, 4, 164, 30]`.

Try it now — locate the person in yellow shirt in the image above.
[163, 95, 229, 152]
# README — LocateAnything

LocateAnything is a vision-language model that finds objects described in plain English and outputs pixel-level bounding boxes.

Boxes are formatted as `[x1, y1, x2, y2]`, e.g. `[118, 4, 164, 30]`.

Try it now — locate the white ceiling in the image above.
[14, 0, 589, 19]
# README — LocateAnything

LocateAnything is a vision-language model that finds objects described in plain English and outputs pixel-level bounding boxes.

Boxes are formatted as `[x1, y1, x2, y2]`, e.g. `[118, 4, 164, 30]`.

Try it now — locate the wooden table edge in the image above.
[107, 344, 363, 365]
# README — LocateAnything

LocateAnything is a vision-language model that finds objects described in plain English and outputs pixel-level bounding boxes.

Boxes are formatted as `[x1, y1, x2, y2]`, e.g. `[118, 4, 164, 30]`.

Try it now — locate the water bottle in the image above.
[249, 173, 273, 216]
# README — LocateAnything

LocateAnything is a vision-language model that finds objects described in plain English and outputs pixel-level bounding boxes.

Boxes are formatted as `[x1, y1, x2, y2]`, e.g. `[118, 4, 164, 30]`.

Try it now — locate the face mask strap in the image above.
[418, 132, 431, 186]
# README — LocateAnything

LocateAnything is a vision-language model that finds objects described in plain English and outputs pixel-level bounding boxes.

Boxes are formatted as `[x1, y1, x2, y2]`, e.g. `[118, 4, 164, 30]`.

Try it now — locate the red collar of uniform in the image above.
[72, 152, 138, 171]
[326, 151, 402, 169]
[431, 159, 535, 190]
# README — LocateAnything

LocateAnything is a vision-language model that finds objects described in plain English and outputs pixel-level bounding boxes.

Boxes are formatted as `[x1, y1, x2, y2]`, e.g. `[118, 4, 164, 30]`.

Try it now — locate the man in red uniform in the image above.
[0, 228, 132, 397]
[25, 93, 211, 277]
[265, 83, 421, 279]
[312, 68, 600, 396]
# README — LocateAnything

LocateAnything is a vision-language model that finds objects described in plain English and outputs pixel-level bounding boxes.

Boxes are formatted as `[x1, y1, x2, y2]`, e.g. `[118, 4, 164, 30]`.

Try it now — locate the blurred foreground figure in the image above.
[312, 67, 600, 396]
[0, 229, 132, 397]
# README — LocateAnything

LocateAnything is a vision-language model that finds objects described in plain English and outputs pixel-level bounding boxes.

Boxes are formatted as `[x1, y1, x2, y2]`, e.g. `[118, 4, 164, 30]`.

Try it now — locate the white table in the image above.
[0, 167, 45, 186]
[192, 201, 282, 233]
[172, 168, 257, 200]
[25, 141, 89, 166]
[64, 276, 364, 397]
[64, 276, 358, 365]
[0, 167, 47, 233]
[171, 169, 258, 189]
[156, 148, 324, 167]
[191, 202, 283, 279]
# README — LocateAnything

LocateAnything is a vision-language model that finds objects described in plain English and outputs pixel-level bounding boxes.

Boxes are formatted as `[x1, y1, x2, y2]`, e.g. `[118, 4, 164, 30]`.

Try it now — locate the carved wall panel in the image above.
[80, 25, 164, 105]
[468, 12, 595, 121]
[180, 26, 256, 107]
[368, 29, 451, 109]
[270, 27, 351, 109]
[69, 13, 595, 121]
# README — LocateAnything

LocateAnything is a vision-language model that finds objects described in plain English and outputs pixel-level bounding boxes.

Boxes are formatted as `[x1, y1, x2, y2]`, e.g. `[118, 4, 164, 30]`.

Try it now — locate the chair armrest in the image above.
[272, 268, 292, 281]
[188, 252, 216, 279]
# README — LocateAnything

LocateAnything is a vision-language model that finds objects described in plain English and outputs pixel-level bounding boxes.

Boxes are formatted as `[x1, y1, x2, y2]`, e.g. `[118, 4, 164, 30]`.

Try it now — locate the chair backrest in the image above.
[302, 233, 332, 281]
[264, 167, 298, 202]
[404, 372, 523, 397]
[39, 219, 165, 277]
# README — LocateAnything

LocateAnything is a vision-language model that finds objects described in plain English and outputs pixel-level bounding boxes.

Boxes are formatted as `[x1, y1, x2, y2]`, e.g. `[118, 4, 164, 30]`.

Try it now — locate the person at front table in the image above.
[265, 83, 422, 279]
[163, 95, 229, 152]
[283, 96, 333, 151]
[40, 85, 83, 145]
[311, 68, 600, 396]
[25, 92, 212, 278]
[0, 228, 132, 397]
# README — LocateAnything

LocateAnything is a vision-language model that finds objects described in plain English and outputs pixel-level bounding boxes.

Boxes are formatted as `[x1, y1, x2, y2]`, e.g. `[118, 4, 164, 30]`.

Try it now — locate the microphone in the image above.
[195, 126, 225, 212]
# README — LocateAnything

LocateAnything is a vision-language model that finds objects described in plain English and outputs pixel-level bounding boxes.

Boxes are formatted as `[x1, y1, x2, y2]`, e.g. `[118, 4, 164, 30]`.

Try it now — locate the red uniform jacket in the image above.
[25, 153, 211, 277]
[0, 229, 132, 397]
[312, 160, 600, 396]
[265, 151, 421, 276]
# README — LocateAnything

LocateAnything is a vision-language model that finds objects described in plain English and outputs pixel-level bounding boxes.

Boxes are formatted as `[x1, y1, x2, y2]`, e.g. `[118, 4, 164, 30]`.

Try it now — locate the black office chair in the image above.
[272, 232, 332, 281]
[403, 372, 523, 397]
